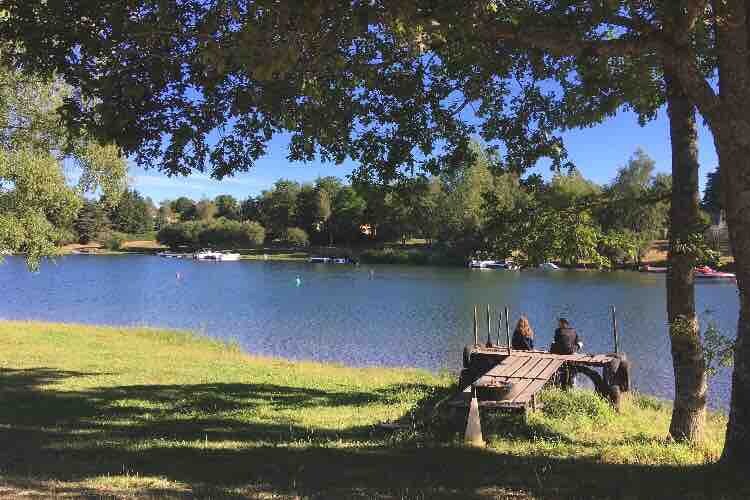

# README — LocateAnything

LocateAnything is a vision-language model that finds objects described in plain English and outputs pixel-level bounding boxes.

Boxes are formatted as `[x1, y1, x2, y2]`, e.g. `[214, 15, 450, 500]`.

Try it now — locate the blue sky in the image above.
[130, 106, 718, 203]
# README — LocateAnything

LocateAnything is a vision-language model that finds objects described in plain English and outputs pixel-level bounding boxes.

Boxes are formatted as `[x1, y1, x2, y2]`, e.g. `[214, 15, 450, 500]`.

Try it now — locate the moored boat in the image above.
[157, 251, 186, 259]
[538, 262, 560, 270]
[194, 250, 241, 261]
[694, 265, 736, 280]
[469, 259, 517, 270]
[640, 265, 667, 273]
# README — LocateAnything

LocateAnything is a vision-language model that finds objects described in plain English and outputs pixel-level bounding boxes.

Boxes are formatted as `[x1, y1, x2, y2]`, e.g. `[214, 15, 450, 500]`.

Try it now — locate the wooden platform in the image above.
[449, 348, 627, 411]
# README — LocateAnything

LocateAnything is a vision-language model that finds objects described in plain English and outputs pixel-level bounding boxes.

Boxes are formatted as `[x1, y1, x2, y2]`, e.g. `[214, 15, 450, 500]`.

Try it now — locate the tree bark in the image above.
[665, 74, 707, 442]
[717, 130, 750, 464]
[708, 0, 750, 466]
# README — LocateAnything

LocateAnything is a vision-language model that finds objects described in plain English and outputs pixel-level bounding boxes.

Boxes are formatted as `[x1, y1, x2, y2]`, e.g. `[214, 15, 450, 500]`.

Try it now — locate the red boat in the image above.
[640, 265, 735, 280]
[694, 266, 736, 280]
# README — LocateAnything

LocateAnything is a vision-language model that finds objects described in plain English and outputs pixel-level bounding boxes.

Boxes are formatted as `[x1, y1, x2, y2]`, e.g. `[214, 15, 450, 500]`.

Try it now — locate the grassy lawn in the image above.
[0, 321, 741, 499]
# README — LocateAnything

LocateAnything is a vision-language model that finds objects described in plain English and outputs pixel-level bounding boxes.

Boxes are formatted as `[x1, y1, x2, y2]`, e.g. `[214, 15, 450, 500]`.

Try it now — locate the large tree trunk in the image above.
[665, 74, 706, 442]
[717, 133, 750, 464]
[708, 0, 750, 465]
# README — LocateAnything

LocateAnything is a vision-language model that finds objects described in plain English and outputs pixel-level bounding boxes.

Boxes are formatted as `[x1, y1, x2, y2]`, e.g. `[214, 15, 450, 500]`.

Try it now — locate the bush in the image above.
[102, 232, 126, 251]
[243, 221, 266, 247]
[359, 247, 464, 266]
[284, 227, 309, 247]
[157, 221, 204, 249]
[157, 219, 265, 249]
[539, 388, 614, 421]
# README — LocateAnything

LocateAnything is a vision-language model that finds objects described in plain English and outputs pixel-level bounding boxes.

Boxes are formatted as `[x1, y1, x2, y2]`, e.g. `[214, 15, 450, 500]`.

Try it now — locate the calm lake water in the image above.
[0, 255, 739, 409]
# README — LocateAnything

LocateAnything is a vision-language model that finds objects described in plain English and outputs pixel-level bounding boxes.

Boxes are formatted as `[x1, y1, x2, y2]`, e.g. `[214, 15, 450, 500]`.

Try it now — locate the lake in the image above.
[0, 255, 739, 409]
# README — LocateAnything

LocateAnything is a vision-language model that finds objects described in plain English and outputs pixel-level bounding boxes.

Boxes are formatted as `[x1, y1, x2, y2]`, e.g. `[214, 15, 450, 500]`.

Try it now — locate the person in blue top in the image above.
[511, 315, 534, 350]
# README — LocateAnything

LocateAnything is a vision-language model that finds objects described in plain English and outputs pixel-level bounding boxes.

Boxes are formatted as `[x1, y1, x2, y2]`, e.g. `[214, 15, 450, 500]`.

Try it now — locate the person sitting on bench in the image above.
[550, 318, 583, 354]
[511, 315, 535, 350]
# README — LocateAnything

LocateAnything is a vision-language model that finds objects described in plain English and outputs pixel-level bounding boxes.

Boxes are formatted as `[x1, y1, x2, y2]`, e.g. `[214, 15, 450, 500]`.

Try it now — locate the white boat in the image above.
[218, 251, 241, 261]
[157, 251, 185, 259]
[309, 256, 353, 264]
[194, 250, 241, 261]
[469, 259, 517, 270]
[539, 262, 560, 270]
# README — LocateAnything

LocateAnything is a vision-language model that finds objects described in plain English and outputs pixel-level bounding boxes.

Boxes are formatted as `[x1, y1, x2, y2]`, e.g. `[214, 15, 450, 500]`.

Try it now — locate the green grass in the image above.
[0, 321, 741, 498]
[238, 248, 311, 261]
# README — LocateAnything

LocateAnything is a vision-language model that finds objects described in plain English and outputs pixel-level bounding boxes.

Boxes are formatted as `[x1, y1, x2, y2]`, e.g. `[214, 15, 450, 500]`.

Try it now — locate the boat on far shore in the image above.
[640, 265, 667, 273]
[538, 262, 560, 270]
[694, 265, 736, 280]
[468, 259, 518, 270]
[194, 250, 241, 261]
[309, 256, 356, 264]
[640, 264, 736, 280]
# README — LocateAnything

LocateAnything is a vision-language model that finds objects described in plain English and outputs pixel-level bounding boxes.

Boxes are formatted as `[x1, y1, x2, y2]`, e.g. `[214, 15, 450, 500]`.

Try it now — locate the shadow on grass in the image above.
[0, 367, 743, 499]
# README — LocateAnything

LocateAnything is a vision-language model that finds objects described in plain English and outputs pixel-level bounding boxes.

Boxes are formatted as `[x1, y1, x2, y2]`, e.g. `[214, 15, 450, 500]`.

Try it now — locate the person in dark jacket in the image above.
[550, 318, 582, 355]
[511, 315, 535, 350]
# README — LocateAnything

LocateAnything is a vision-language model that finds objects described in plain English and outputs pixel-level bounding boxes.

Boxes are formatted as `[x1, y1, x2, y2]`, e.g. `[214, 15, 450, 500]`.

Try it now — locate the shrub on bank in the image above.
[359, 246, 466, 266]
[102, 231, 126, 251]
[157, 219, 266, 249]
[284, 227, 309, 248]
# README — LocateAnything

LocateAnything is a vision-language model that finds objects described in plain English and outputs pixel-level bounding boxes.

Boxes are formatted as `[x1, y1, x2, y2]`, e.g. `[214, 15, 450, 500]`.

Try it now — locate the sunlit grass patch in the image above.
[0, 320, 736, 499]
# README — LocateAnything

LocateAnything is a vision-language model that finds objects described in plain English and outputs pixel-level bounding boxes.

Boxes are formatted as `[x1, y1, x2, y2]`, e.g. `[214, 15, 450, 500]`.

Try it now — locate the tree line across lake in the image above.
[72, 145, 722, 268]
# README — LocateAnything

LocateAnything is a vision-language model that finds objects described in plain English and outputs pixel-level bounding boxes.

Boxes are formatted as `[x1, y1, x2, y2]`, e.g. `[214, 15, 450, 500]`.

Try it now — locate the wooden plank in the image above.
[512, 357, 548, 379]
[537, 358, 565, 381]
[484, 355, 531, 378]
[501, 378, 536, 402]
[512, 378, 550, 404]
[525, 358, 554, 380]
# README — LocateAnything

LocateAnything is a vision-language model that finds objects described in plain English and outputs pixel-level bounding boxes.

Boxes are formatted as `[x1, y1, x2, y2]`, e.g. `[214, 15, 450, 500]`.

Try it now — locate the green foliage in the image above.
[243, 221, 266, 247]
[157, 219, 266, 250]
[702, 167, 722, 215]
[538, 388, 615, 422]
[0, 65, 127, 269]
[284, 227, 309, 248]
[703, 322, 735, 379]
[672, 233, 720, 268]
[598, 230, 641, 267]
[102, 231, 126, 251]
[544, 170, 601, 210]
[195, 199, 217, 221]
[171, 197, 198, 221]
[359, 246, 464, 266]
[214, 194, 240, 220]
[330, 186, 367, 244]
[260, 180, 300, 238]
[74, 200, 109, 244]
[598, 150, 669, 243]
[74, 143, 128, 206]
[108, 189, 153, 234]
[156, 221, 204, 249]
[0, 149, 81, 269]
